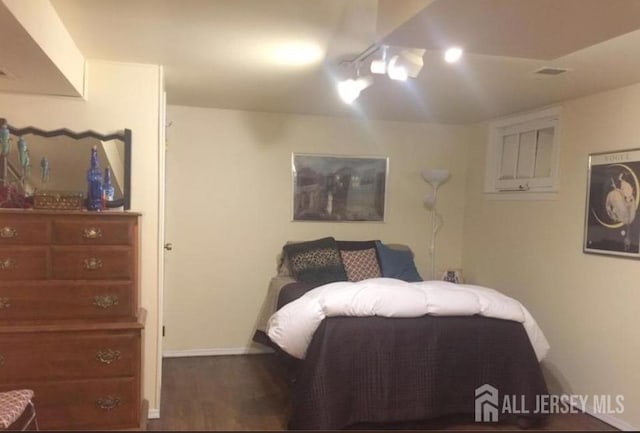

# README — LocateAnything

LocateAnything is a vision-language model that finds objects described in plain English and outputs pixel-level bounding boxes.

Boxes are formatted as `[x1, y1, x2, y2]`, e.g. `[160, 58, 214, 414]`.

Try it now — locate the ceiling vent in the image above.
[533, 67, 569, 76]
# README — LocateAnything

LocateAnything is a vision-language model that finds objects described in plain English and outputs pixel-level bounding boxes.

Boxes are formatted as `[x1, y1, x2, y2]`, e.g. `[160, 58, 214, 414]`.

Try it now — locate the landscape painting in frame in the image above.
[584, 148, 640, 258]
[292, 154, 388, 222]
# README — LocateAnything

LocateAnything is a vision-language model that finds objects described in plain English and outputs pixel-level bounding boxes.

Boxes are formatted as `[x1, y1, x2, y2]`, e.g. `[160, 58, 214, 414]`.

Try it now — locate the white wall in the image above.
[462, 83, 640, 429]
[163, 105, 470, 351]
[0, 60, 163, 414]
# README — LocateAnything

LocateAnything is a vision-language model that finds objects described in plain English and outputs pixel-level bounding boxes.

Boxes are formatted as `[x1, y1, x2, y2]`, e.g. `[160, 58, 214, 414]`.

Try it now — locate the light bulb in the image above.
[387, 55, 408, 81]
[337, 79, 360, 104]
[370, 45, 388, 74]
[444, 47, 463, 63]
[370, 59, 386, 74]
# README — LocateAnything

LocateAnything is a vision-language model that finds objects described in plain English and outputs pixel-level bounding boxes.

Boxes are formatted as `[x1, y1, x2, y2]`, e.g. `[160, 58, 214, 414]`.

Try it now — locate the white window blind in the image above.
[485, 107, 561, 196]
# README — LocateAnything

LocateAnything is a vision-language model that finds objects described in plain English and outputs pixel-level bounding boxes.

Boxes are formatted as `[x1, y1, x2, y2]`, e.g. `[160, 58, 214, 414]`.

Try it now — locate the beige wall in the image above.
[462, 84, 640, 428]
[0, 60, 163, 413]
[163, 105, 470, 351]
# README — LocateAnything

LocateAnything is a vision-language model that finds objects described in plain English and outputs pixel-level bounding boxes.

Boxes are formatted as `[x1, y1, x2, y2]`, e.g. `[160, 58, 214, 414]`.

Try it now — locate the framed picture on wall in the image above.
[584, 148, 640, 258]
[292, 153, 388, 222]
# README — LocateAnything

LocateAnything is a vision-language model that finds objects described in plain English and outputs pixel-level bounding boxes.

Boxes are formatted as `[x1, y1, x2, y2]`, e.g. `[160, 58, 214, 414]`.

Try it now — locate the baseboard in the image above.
[163, 346, 274, 358]
[148, 407, 160, 419]
[582, 404, 637, 431]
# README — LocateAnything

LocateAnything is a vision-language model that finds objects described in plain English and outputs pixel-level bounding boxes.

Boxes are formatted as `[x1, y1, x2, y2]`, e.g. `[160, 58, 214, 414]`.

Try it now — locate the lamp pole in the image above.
[421, 168, 450, 281]
[429, 186, 440, 280]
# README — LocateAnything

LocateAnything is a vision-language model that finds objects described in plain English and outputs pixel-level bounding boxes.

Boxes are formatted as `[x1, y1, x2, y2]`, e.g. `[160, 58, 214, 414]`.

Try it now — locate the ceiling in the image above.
[0, 1, 80, 97]
[14, 0, 640, 123]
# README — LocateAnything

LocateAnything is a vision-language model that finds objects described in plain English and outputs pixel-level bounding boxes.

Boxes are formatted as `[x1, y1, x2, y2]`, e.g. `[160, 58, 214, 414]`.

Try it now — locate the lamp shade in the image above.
[421, 168, 450, 187]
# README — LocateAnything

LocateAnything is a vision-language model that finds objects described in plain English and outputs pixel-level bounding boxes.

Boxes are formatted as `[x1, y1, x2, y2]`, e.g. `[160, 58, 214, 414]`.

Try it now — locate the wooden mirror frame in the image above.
[0, 118, 132, 210]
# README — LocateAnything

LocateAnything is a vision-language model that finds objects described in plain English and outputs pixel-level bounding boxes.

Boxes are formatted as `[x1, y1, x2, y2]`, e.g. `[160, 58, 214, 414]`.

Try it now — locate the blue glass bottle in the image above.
[103, 167, 115, 203]
[86, 146, 102, 211]
[0, 124, 10, 157]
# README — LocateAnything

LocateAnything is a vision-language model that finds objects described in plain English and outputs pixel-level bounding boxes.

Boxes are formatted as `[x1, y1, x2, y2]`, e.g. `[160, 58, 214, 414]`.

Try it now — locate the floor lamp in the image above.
[421, 168, 450, 280]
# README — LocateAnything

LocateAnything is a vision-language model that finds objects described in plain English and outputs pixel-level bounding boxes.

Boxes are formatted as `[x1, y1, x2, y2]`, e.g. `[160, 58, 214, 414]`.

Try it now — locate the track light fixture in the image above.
[387, 55, 408, 81]
[388, 48, 425, 79]
[370, 45, 388, 75]
[369, 46, 426, 81]
[337, 79, 359, 104]
[337, 44, 462, 104]
[337, 62, 374, 104]
[337, 76, 373, 104]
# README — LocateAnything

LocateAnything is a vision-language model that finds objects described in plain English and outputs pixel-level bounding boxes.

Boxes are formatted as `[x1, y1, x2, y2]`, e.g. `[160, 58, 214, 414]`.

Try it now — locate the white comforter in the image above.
[267, 278, 550, 361]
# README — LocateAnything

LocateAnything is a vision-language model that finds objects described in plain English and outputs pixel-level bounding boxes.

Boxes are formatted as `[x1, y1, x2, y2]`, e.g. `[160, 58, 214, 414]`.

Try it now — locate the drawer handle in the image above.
[93, 294, 119, 309]
[96, 396, 120, 410]
[82, 227, 102, 239]
[0, 227, 17, 239]
[83, 257, 103, 270]
[0, 258, 15, 270]
[0, 297, 10, 309]
[0, 355, 4, 366]
[96, 349, 121, 364]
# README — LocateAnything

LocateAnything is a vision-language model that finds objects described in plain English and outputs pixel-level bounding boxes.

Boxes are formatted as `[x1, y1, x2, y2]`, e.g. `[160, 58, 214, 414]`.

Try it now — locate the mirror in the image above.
[0, 118, 131, 210]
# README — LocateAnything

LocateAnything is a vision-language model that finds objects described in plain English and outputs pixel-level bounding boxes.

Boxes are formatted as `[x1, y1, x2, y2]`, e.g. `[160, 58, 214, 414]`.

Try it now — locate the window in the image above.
[485, 107, 561, 197]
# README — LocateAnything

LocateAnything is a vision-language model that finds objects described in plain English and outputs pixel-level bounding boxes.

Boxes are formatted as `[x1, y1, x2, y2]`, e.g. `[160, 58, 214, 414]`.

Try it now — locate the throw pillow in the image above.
[336, 240, 378, 251]
[283, 237, 347, 284]
[375, 241, 423, 282]
[340, 248, 381, 282]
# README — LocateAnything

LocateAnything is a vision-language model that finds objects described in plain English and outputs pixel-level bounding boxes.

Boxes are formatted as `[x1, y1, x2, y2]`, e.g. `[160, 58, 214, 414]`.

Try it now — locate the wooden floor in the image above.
[147, 355, 617, 431]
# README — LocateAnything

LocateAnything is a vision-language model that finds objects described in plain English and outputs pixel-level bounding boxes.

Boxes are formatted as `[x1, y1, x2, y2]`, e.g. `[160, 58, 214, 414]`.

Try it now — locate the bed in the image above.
[253, 239, 549, 430]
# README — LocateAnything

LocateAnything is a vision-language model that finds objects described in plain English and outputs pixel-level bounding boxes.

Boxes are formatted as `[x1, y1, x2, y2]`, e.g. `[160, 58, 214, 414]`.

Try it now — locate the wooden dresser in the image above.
[0, 209, 145, 430]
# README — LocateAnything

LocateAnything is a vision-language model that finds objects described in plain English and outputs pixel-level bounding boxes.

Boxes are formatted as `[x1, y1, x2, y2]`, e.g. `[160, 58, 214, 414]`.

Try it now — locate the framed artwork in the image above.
[292, 153, 388, 222]
[584, 148, 640, 258]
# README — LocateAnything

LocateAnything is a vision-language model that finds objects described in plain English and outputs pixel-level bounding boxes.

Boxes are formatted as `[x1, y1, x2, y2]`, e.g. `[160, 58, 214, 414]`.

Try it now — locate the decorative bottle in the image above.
[86, 146, 102, 211]
[102, 166, 115, 206]
[0, 124, 10, 157]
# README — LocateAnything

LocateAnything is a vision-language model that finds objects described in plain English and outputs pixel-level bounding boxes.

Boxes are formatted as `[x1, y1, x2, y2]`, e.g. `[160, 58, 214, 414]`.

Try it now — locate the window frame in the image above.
[484, 106, 562, 197]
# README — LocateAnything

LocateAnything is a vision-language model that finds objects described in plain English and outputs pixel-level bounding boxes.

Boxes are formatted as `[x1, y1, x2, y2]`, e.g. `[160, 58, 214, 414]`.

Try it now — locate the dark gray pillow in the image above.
[336, 240, 378, 251]
[283, 237, 347, 284]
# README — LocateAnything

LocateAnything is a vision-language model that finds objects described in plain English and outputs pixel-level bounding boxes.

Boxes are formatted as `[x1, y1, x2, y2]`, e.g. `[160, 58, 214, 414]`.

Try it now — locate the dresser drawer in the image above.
[0, 377, 140, 430]
[0, 217, 49, 245]
[0, 330, 140, 382]
[51, 247, 132, 280]
[0, 210, 143, 431]
[0, 282, 135, 320]
[52, 218, 134, 246]
[0, 247, 47, 280]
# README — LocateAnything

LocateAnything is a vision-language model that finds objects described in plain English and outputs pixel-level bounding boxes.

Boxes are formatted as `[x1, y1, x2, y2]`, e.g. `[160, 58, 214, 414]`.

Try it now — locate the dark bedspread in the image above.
[257, 281, 549, 430]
